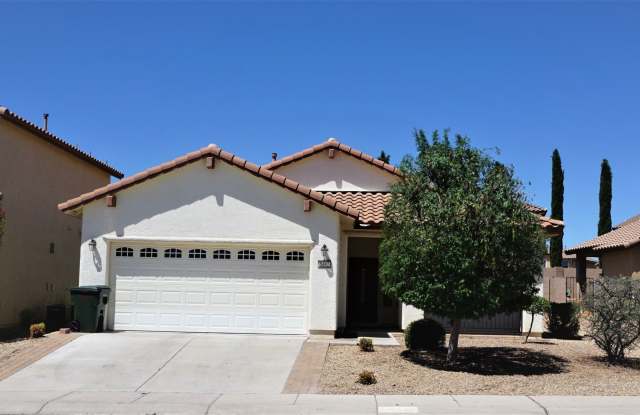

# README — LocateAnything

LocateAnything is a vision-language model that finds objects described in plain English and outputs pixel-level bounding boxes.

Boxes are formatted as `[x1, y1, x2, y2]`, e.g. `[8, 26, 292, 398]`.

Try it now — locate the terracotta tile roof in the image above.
[524, 203, 547, 216]
[0, 106, 123, 178]
[322, 191, 391, 225]
[322, 190, 561, 231]
[566, 214, 640, 254]
[58, 144, 359, 220]
[263, 138, 403, 177]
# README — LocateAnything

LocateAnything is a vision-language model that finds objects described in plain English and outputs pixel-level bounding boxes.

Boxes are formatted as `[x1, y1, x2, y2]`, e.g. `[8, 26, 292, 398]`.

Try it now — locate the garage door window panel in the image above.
[116, 247, 134, 257]
[140, 248, 158, 258]
[286, 251, 304, 261]
[261, 250, 280, 261]
[237, 250, 255, 260]
[212, 249, 231, 260]
[188, 248, 207, 259]
[164, 248, 183, 258]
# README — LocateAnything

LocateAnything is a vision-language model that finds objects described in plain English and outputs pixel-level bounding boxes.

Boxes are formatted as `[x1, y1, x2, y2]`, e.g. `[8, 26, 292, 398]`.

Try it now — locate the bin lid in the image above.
[70, 285, 110, 295]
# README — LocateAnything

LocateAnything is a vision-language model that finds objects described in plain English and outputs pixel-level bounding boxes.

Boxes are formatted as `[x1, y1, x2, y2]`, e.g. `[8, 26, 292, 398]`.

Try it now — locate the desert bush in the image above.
[584, 277, 640, 363]
[547, 302, 580, 338]
[29, 322, 45, 338]
[405, 318, 445, 351]
[357, 370, 377, 385]
[358, 337, 374, 352]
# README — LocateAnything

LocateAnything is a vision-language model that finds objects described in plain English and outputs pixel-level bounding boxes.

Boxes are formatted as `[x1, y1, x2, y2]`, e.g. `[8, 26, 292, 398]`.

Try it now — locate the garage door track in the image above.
[0, 332, 305, 394]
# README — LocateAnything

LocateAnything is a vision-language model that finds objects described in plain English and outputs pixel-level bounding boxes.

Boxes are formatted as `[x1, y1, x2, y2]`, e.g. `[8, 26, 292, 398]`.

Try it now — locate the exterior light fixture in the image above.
[88, 239, 97, 251]
[318, 244, 332, 269]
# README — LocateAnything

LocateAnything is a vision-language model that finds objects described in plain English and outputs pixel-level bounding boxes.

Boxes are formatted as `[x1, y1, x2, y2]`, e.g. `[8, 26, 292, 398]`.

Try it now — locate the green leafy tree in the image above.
[380, 130, 545, 363]
[378, 150, 391, 164]
[549, 149, 564, 267]
[598, 159, 612, 236]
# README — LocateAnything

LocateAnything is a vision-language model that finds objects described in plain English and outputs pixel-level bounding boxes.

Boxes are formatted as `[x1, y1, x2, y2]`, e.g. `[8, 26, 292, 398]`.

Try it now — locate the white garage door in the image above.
[109, 244, 309, 334]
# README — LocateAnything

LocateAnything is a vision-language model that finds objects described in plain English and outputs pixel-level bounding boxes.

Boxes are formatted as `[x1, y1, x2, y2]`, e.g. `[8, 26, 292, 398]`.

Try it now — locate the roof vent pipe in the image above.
[271, 152, 277, 161]
[43, 113, 49, 131]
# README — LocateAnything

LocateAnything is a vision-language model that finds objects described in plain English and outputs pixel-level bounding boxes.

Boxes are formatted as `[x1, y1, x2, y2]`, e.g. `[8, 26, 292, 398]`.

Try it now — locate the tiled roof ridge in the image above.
[0, 106, 123, 178]
[58, 144, 359, 220]
[262, 138, 403, 177]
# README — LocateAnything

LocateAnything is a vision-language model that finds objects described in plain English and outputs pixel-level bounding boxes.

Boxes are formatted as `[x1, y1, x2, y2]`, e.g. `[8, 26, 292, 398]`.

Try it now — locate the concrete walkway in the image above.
[1, 392, 639, 414]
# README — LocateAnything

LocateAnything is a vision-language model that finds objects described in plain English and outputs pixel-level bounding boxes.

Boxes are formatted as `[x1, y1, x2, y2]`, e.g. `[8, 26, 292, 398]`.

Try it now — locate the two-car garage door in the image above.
[109, 244, 309, 334]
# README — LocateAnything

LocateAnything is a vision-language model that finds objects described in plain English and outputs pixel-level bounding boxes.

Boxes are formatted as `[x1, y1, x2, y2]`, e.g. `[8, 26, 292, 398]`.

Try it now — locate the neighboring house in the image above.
[58, 139, 562, 336]
[0, 107, 123, 336]
[566, 214, 640, 289]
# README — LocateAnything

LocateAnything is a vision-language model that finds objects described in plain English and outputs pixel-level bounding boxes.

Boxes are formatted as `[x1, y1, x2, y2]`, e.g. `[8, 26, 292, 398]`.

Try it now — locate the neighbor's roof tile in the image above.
[566, 214, 640, 254]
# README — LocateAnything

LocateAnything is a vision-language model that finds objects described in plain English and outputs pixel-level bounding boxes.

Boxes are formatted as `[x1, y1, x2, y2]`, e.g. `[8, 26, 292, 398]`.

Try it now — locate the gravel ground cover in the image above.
[320, 335, 640, 395]
[0, 332, 80, 381]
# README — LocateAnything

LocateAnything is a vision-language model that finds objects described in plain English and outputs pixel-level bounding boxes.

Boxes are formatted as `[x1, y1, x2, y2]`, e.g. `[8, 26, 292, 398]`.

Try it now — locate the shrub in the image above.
[524, 296, 551, 343]
[405, 318, 445, 351]
[584, 277, 640, 363]
[358, 337, 374, 352]
[547, 302, 580, 338]
[29, 323, 45, 338]
[357, 370, 376, 385]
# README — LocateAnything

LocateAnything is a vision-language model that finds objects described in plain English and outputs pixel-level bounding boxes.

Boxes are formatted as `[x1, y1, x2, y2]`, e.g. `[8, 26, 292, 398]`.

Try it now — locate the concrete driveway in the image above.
[0, 332, 304, 394]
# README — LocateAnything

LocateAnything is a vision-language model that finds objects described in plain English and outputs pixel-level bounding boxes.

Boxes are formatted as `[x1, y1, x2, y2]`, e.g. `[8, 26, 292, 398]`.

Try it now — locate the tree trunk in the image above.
[447, 319, 461, 364]
[525, 312, 535, 343]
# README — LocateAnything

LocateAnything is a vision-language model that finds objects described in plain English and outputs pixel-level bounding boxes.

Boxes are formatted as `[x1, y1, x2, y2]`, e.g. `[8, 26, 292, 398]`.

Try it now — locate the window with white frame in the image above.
[115, 247, 134, 257]
[286, 251, 304, 261]
[188, 248, 207, 259]
[164, 248, 182, 258]
[140, 248, 158, 258]
[261, 250, 280, 261]
[212, 249, 231, 259]
[237, 249, 255, 260]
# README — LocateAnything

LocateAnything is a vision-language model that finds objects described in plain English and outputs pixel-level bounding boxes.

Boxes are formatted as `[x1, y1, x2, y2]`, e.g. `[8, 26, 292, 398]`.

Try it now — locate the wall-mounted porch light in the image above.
[318, 244, 332, 269]
[88, 239, 97, 251]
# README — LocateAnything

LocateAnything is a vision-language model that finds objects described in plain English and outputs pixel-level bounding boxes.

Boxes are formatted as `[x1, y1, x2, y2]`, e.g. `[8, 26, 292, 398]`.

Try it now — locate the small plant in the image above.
[584, 278, 640, 363]
[524, 296, 551, 343]
[405, 318, 445, 351]
[29, 322, 46, 338]
[358, 337, 374, 352]
[357, 370, 376, 385]
[547, 302, 580, 338]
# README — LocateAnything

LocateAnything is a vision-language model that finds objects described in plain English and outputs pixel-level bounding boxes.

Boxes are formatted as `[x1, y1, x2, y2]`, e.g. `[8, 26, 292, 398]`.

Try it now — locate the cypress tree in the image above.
[549, 149, 564, 267]
[378, 150, 391, 164]
[598, 159, 612, 235]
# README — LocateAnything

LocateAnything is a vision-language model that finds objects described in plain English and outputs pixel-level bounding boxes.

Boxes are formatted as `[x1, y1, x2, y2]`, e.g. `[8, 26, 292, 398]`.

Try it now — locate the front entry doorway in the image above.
[346, 237, 400, 329]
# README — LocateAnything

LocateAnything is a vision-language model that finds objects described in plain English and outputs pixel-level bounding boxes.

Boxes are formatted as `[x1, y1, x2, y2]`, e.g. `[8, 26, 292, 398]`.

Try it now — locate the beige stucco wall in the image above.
[273, 151, 400, 191]
[600, 245, 640, 278]
[0, 120, 111, 331]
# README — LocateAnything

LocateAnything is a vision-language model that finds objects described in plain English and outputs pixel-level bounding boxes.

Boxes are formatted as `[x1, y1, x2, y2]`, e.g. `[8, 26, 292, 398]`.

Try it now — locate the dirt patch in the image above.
[319, 335, 640, 395]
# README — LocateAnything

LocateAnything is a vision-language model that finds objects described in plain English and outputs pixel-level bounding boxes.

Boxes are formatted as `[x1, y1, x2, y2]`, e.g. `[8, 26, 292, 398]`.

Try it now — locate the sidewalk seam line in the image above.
[205, 393, 222, 414]
[35, 390, 75, 414]
[527, 396, 550, 415]
[450, 395, 461, 407]
[134, 336, 194, 392]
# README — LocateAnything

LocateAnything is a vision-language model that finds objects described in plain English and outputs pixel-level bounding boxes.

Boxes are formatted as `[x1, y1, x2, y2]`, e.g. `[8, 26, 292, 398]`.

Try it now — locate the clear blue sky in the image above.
[2, 2, 639, 248]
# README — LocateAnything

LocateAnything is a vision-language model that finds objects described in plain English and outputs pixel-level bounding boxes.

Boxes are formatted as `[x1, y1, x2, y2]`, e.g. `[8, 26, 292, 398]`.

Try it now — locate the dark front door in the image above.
[347, 257, 379, 326]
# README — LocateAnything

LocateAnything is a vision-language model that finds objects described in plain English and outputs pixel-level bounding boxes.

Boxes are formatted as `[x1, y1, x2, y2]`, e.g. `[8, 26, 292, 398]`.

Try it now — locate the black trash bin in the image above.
[69, 286, 111, 332]
[45, 304, 73, 332]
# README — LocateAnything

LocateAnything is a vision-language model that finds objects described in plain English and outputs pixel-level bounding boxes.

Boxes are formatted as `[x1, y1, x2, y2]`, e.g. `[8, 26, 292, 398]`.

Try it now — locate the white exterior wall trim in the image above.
[103, 236, 314, 246]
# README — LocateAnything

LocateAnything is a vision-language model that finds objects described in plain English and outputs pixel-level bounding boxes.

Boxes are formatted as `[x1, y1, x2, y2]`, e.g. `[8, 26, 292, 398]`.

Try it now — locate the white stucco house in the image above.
[59, 139, 563, 336]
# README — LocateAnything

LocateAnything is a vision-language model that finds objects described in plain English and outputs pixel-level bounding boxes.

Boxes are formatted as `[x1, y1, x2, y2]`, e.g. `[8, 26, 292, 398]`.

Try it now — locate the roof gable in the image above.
[0, 106, 123, 178]
[58, 144, 358, 220]
[263, 138, 402, 177]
